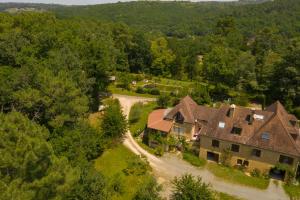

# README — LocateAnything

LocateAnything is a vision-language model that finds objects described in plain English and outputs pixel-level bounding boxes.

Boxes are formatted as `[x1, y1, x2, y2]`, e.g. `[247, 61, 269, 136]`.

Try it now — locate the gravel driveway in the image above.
[114, 94, 289, 200]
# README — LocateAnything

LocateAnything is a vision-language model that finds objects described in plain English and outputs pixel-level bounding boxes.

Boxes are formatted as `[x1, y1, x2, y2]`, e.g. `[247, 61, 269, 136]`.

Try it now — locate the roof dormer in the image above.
[261, 132, 270, 141]
[175, 112, 184, 124]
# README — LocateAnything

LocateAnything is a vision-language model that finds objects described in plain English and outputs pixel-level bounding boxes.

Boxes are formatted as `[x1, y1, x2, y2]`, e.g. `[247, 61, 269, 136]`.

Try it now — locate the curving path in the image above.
[113, 94, 289, 200]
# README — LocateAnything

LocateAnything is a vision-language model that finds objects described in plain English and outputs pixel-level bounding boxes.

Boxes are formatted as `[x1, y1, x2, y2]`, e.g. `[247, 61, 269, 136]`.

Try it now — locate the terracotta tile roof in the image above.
[147, 109, 173, 133]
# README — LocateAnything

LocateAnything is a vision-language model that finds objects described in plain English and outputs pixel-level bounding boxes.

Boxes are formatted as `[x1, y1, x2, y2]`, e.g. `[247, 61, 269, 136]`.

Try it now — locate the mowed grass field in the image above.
[94, 145, 153, 200]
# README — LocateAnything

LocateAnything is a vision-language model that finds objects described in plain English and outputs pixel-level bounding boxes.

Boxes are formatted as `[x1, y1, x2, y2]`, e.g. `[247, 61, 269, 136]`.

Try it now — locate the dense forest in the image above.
[0, 0, 299, 199]
[49, 0, 300, 115]
[0, 12, 139, 199]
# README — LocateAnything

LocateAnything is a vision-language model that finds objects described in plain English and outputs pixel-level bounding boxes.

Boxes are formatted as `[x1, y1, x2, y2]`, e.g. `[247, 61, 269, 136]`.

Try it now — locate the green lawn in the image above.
[182, 152, 206, 167]
[207, 163, 269, 189]
[283, 184, 300, 200]
[129, 101, 157, 136]
[94, 145, 153, 200]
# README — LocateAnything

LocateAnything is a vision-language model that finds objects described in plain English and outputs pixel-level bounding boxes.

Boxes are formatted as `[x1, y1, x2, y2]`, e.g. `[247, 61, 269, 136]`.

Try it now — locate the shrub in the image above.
[136, 86, 145, 94]
[275, 163, 295, 184]
[123, 156, 150, 176]
[285, 170, 296, 185]
[148, 131, 164, 144]
[262, 171, 270, 180]
[133, 177, 162, 200]
[154, 146, 164, 156]
[157, 94, 170, 108]
[250, 168, 261, 177]
[167, 135, 178, 151]
[149, 88, 160, 95]
[220, 148, 232, 167]
[178, 136, 189, 152]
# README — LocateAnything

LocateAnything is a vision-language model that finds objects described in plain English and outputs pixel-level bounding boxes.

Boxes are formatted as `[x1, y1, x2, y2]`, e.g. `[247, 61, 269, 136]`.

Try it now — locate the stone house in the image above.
[147, 96, 300, 179]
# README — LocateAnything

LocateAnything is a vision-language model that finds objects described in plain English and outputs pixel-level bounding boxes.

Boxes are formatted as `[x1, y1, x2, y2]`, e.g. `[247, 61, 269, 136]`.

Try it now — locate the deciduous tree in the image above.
[150, 37, 175, 76]
[171, 174, 214, 200]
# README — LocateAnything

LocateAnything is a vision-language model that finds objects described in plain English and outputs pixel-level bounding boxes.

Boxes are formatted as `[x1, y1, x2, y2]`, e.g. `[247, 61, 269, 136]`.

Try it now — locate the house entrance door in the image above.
[269, 167, 286, 180]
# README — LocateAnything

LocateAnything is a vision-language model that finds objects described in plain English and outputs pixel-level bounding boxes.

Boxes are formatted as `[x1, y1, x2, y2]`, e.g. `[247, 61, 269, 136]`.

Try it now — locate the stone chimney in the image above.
[227, 104, 236, 118]
[248, 108, 255, 125]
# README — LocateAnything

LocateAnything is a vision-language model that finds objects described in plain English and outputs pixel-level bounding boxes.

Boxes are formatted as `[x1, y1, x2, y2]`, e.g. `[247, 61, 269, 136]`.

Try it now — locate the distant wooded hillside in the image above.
[48, 0, 300, 38]
[1, 1, 299, 37]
